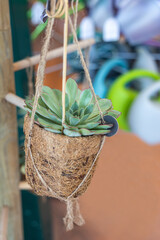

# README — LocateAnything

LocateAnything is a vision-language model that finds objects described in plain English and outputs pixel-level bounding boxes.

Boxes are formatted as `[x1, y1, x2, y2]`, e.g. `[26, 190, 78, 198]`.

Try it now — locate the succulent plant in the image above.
[25, 78, 120, 137]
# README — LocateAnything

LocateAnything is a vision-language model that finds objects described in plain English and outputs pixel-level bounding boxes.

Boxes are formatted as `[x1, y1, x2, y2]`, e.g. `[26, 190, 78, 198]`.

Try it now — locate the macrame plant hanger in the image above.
[26, 0, 105, 231]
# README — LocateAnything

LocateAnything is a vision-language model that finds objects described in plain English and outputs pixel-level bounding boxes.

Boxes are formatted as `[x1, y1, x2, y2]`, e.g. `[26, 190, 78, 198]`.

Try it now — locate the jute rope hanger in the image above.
[71, 0, 79, 38]
[26, 0, 106, 231]
[27, 0, 56, 153]
[26, 59, 34, 97]
[61, 0, 69, 126]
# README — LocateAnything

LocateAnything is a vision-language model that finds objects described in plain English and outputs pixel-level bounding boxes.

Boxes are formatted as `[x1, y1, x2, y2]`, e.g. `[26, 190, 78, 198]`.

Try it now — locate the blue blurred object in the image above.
[67, 51, 84, 83]
[93, 58, 128, 98]
[89, 41, 130, 80]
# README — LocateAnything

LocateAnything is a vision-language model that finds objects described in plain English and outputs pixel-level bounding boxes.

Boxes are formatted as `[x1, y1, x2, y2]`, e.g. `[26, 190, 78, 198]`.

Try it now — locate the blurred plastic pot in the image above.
[79, 16, 95, 40]
[31, 2, 45, 25]
[133, 47, 159, 90]
[108, 70, 160, 131]
[115, 0, 134, 9]
[89, 0, 113, 30]
[117, 0, 160, 44]
[128, 81, 160, 145]
[103, 17, 120, 42]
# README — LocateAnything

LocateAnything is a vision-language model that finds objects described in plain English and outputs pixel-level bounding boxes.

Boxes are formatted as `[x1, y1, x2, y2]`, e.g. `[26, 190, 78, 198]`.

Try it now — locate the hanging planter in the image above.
[24, 78, 120, 198]
[24, 0, 120, 231]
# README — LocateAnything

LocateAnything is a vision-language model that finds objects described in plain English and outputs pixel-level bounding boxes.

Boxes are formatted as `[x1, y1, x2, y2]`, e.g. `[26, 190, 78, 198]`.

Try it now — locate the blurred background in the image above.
[9, 0, 160, 239]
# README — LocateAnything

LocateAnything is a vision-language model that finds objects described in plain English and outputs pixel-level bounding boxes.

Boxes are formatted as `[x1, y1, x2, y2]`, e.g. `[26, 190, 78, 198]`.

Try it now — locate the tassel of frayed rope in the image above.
[63, 198, 85, 231]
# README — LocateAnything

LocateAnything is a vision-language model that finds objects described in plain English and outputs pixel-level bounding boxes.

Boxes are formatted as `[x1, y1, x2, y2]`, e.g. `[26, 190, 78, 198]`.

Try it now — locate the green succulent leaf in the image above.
[63, 129, 81, 137]
[92, 129, 110, 135]
[47, 109, 62, 123]
[63, 123, 79, 131]
[52, 89, 69, 111]
[41, 92, 62, 117]
[42, 86, 60, 106]
[88, 99, 112, 119]
[25, 78, 119, 137]
[66, 112, 80, 126]
[25, 99, 62, 125]
[79, 128, 95, 136]
[78, 122, 99, 129]
[52, 89, 62, 102]
[69, 116, 80, 126]
[70, 101, 79, 113]
[76, 89, 81, 101]
[107, 109, 121, 119]
[37, 118, 62, 131]
[83, 115, 101, 123]
[84, 104, 94, 115]
[25, 99, 33, 110]
[45, 128, 62, 134]
[37, 105, 61, 124]
[79, 108, 85, 117]
[38, 96, 47, 108]
[79, 89, 92, 110]
[79, 113, 90, 124]
[91, 95, 101, 104]
[66, 78, 78, 107]
[94, 124, 112, 130]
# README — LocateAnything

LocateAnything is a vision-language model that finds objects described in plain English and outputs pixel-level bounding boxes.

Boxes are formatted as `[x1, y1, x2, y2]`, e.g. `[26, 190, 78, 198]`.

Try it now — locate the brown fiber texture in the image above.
[24, 115, 103, 199]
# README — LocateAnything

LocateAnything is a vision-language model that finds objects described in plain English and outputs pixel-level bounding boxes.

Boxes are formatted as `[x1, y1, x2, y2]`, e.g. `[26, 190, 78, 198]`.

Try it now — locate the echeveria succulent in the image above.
[25, 78, 120, 137]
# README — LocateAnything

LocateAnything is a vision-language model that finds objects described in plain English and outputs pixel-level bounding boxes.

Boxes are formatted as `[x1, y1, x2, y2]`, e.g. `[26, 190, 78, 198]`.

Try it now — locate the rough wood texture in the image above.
[0, 1, 23, 239]
[5, 93, 25, 110]
[24, 114, 102, 199]
[0, 206, 9, 240]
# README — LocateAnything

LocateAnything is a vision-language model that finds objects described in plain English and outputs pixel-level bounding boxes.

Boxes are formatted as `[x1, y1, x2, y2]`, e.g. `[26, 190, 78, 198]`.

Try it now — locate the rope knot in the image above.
[63, 199, 74, 231]
[63, 198, 85, 231]
[42, 0, 65, 21]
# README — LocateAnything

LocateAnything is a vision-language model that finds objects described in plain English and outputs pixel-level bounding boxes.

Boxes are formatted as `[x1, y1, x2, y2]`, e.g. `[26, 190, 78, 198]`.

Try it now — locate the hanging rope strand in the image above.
[82, 46, 90, 90]
[73, 198, 85, 226]
[27, 1, 56, 154]
[68, 16, 105, 123]
[63, 199, 74, 231]
[62, 0, 69, 126]
[71, 0, 79, 31]
[74, 0, 79, 31]
[71, 0, 74, 15]
[26, 62, 34, 97]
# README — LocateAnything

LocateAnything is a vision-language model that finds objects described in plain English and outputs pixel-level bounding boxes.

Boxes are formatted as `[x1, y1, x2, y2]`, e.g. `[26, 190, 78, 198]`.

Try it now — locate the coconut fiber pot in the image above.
[24, 115, 103, 199]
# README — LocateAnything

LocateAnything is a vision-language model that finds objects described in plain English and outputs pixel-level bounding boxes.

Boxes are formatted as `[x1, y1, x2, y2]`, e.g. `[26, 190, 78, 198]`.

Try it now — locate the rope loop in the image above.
[46, 0, 65, 19]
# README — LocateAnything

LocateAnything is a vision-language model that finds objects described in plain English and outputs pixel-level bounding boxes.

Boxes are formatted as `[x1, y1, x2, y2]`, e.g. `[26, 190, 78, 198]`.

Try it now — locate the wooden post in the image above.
[0, 206, 9, 240]
[0, 1, 23, 240]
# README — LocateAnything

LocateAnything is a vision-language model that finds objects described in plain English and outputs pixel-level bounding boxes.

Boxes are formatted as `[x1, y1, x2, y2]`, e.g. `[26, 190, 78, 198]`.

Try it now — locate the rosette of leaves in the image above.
[25, 78, 120, 137]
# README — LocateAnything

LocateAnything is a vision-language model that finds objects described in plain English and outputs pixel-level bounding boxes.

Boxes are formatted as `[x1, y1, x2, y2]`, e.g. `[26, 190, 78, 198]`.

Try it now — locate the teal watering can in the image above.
[93, 58, 128, 98]
[108, 70, 160, 131]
